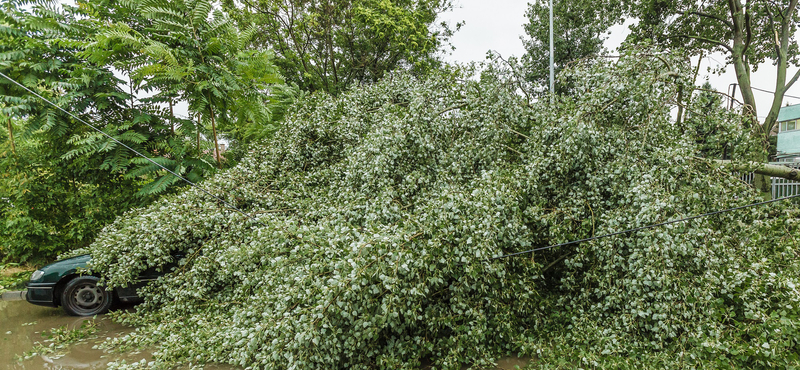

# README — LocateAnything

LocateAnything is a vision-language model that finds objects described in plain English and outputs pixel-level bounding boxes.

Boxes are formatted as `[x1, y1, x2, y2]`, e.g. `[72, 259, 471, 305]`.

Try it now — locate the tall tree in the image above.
[521, 0, 624, 95]
[87, 0, 283, 182]
[625, 0, 800, 193]
[222, 0, 457, 95]
[0, 0, 280, 260]
[0, 0, 154, 262]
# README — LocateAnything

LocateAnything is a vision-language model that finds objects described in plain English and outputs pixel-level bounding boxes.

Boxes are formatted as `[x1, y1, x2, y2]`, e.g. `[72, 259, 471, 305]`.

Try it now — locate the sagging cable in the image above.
[5, 71, 798, 263]
[0, 71, 268, 228]
[490, 192, 800, 261]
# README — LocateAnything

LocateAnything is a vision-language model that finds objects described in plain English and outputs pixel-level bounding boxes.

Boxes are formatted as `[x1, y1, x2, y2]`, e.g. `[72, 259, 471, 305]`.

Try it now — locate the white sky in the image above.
[439, 0, 800, 121]
[125, 0, 800, 123]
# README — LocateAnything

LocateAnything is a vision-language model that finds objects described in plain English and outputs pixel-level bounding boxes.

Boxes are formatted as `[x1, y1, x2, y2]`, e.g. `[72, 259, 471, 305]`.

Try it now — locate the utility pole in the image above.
[549, 0, 554, 104]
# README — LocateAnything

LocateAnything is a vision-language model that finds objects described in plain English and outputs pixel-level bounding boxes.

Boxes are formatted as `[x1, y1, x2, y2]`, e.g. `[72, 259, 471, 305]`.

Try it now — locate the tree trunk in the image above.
[5, 115, 15, 155]
[728, 4, 770, 196]
[169, 99, 175, 135]
[729, 49, 771, 195]
[208, 105, 222, 169]
[129, 72, 135, 108]
[728, 0, 758, 119]
[731, 50, 757, 119]
[197, 113, 201, 154]
[761, 0, 800, 137]
[713, 159, 799, 181]
[752, 155, 773, 197]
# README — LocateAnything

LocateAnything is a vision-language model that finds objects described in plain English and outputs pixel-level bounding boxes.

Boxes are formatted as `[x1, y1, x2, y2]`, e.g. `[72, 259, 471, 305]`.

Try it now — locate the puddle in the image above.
[493, 357, 531, 369]
[1, 299, 530, 369]
[0, 299, 150, 369]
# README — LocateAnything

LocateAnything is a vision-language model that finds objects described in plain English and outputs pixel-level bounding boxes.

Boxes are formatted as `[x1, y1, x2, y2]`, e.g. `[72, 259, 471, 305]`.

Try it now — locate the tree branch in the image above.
[727, 0, 741, 24]
[762, 3, 782, 56]
[712, 159, 800, 181]
[677, 9, 733, 29]
[542, 252, 573, 273]
[436, 101, 469, 116]
[692, 86, 743, 107]
[744, 0, 752, 54]
[785, 68, 800, 90]
[678, 34, 734, 54]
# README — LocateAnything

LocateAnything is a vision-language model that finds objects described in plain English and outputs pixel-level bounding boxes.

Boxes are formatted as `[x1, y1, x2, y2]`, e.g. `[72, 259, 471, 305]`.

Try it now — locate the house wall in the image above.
[777, 130, 800, 158]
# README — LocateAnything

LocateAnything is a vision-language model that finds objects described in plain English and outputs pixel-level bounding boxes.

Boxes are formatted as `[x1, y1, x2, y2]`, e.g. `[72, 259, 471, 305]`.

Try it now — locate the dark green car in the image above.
[25, 255, 161, 316]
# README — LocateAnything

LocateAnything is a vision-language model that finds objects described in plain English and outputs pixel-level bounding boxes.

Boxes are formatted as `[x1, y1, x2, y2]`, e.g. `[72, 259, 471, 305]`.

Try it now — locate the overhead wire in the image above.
[750, 85, 800, 100]
[3, 71, 799, 264]
[489, 192, 800, 261]
[0, 71, 268, 228]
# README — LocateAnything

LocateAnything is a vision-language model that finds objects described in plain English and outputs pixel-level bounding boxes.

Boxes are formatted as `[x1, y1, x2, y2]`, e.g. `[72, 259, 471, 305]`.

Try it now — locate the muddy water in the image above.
[492, 357, 532, 370]
[1, 298, 531, 369]
[0, 299, 151, 369]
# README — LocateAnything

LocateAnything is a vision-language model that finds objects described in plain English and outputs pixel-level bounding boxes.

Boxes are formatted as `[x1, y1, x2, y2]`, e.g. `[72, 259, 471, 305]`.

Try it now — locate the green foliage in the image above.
[222, 0, 457, 95]
[0, 0, 141, 155]
[0, 0, 229, 262]
[516, 52, 799, 369]
[81, 65, 540, 369]
[0, 0, 290, 264]
[72, 49, 800, 369]
[0, 1, 153, 262]
[623, 0, 800, 138]
[627, 0, 791, 68]
[87, 0, 285, 167]
[0, 117, 149, 263]
[0, 263, 32, 292]
[685, 82, 740, 160]
[521, 0, 623, 95]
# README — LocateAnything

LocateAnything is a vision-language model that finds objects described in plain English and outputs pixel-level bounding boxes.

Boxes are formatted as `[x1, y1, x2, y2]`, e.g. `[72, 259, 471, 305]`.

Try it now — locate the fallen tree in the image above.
[74, 49, 800, 369]
[711, 159, 800, 181]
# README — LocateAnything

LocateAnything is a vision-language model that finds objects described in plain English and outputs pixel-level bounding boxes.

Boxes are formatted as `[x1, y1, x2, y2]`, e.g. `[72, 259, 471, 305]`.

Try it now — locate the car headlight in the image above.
[30, 270, 45, 282]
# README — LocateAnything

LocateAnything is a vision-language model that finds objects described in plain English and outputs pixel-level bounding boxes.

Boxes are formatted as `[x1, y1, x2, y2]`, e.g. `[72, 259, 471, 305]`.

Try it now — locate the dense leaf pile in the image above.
[75, 51, 799, 369]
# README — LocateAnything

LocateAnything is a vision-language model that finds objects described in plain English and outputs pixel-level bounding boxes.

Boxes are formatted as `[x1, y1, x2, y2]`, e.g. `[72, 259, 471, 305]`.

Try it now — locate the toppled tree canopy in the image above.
[75, 50, 800, 369]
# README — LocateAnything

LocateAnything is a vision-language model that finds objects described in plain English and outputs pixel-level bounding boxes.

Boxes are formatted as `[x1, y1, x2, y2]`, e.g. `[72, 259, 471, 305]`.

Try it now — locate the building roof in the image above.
[777, 104, 800, 121]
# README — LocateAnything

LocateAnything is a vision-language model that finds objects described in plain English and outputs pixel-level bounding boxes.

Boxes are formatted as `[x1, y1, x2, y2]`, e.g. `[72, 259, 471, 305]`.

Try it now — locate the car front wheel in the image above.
[61, 276, 112, 316]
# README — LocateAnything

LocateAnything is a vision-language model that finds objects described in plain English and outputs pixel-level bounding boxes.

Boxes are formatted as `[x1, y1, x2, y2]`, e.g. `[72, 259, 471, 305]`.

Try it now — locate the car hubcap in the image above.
[74, 284, 102, 308]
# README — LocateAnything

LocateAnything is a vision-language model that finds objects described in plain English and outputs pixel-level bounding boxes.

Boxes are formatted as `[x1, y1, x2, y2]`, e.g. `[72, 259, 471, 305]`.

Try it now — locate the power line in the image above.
[489, 192, 800, 262]
[4, 72, 799, 265]
[0, 71, 267, 228]
[751, 85, 800, 100]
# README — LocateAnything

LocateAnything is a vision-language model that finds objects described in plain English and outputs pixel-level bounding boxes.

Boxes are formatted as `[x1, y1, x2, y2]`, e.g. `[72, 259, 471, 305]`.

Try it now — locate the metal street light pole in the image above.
[549, 0, 554, 103]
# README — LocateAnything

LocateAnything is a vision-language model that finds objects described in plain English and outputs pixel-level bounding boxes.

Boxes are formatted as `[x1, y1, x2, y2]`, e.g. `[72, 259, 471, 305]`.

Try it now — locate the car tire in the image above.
[61, 276, 112, 316]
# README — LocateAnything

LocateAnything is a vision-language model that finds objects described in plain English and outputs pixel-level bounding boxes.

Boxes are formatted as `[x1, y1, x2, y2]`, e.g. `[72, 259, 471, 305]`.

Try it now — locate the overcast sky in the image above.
[440, 0, 800, 121]
[141, 0, 800, 122]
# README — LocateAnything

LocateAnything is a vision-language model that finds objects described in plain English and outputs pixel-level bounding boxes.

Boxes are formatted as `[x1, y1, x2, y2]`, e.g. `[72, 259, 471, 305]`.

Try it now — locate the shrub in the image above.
[75, 50, 799, 369]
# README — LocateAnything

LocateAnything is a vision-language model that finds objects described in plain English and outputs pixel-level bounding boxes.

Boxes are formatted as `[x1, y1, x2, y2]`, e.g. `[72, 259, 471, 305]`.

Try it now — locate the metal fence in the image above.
[740, 172, 755, 186]
[772, 162, 800, 199]
[739, 162, 800, 199]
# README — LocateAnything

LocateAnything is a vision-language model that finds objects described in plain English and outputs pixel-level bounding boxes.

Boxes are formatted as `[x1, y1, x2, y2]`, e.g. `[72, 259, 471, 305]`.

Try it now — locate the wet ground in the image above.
[1, 294, 530, 370]
[0, 297, 151, 370]
[490, 358, 531, 369]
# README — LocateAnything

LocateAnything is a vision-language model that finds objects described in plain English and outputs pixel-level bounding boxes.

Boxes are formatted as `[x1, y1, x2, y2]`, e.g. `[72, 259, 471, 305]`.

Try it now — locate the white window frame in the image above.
[780, 120, 798, 132]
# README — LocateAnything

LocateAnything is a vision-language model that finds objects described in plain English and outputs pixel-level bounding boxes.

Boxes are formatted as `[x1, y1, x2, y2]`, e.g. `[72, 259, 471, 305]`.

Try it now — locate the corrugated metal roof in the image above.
[778, 104, 800, 121]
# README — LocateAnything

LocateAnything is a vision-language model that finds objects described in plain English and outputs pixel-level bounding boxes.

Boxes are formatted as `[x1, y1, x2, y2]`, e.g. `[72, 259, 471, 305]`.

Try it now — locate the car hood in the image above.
[28, 254, 91, 284]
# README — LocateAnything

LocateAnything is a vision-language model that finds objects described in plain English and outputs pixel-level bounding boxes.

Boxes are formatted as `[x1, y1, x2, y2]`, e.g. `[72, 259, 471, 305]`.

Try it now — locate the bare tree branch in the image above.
[786, 68, 800, 90]
[744, 0, 753, 54]
[762, 2, 782, 56]
[677, 34, 735, 53]
[678, 9, 734, 28]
